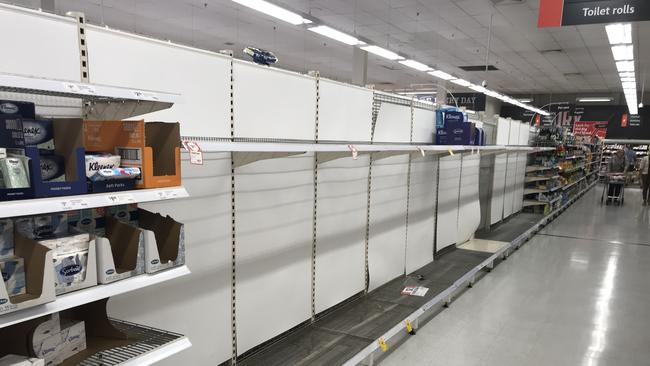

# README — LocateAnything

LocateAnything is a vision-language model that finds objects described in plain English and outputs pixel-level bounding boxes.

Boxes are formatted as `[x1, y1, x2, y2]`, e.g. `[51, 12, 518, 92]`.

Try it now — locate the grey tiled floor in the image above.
[381, 186, 650, 366]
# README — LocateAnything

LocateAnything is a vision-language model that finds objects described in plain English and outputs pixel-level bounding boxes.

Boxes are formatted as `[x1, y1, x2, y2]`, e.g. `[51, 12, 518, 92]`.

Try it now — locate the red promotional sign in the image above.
[574, 121, 607, 138]
[538, 0, 565, 27]
[621, 114, 628, 128]
[535, 114, 541, 126]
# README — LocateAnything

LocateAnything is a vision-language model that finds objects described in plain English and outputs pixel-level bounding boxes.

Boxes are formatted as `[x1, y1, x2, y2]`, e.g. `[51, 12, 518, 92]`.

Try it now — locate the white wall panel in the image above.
[490, 154, 508, 225]
[405, 156, 437, 273]
[233, 61, 316, 140]
[315, 156, 368, 313]
[457, 154, 481, 244]
[513, 122, 530, 213]
[0, 5, 80, 81]
[368, 156, 409, 291]
[503, 121, 520, 218]
[234, 155, 313, 354]
[110, 153, 232, 365]
[374, 103, 411, 143]
[412, 108, 435, 144]
[319, 80, 373, 142]
[436, 155, 461, 252]
[495, 117, 511, 145]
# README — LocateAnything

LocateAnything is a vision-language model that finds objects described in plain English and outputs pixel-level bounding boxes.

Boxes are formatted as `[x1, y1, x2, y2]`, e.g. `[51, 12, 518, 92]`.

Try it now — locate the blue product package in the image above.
[0, 116, 25, 150]
[443, 111, 465, 126]
[0, 219, 13, 258]
[0, 100, 35, 119]
[436, 121, 474, 145]
[0, 257, 26, 296]
[23, 119, 55, 149]
[436, 107, 457, 128]
[38, 151, 66, 182]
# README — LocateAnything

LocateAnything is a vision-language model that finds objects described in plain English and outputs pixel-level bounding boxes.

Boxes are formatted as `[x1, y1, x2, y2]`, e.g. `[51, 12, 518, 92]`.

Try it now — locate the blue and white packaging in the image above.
[436, 121, 476, 145]
[443, 111, 465, 126]
[38, 233, 94, 295]
[0, 100, 35, 119]
[31, 312, 61, 354]
[38, 152, 65, 182]
[34, 331, 62, 366]
[0, 219, 13, 258]
[0, 355, 45, 366]
[89, 167, 140, 182]
[15, 214, 68, 240]
[54, 320, 86, 364]
[23, 119, 55, 150]
[0, 257, 26, 297]
[84, 153, 121, 178]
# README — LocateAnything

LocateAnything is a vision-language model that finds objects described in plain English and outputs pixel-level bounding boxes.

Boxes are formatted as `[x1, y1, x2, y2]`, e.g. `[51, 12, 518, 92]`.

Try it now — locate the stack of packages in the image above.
[0, 355, 43, 366]
[0, 219, 26, 299]
[0, 115, 30, 190]
[85, 151, 140, 188]
[14, 215, 91, 294]
[30, 313, 86, 365]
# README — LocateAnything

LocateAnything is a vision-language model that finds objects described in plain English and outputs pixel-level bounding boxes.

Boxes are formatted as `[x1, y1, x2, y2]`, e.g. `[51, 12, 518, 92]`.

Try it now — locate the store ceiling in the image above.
[5, 0, 650, 100]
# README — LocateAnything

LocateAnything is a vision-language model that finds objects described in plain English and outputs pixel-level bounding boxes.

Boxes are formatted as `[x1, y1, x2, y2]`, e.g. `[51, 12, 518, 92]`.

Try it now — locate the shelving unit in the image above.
[0, 72, 192, 364]
[0, 186, 189, 218]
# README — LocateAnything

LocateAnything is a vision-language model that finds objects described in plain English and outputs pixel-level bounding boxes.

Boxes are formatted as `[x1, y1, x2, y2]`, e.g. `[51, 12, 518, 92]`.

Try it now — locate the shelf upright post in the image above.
[403, 97, 415, 275]
[224, 49, 238, 366]
[364, 93, 381, 293]
[67, 11, 90, 84]
[309, 70, 320, 322]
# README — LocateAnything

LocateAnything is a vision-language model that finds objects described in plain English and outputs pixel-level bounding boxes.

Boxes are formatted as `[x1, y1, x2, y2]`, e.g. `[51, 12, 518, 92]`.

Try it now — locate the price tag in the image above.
[417, 147, 425, 157]
[105, 194, 135, 205]
[448, 148, 455, 156]
[60, 198, 89, 210]
[348, 145, 358, 160]
[182, 141, 204, 165]
[62, 82, 97, 95]
[131, 90, 160, 101]
[157, 190, 179, 200]
[378, 338, 388, 352]
[405, 320, 414, 334]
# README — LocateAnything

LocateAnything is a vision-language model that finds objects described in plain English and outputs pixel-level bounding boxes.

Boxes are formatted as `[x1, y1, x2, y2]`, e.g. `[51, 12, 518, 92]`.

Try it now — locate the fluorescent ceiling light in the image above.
[620, 77, 636, 83]
[309, 25, 364, 46]
[616, 60, 635, 72]
[428, 70, 455, 80]
[577, 97, 613, 103]
[606, 23, 632, 45]
[469, 84, 487, 93]
[611, 45, 634, 61]
[399, 59, 432, 72]
[232, 0, 311, 25]
[622, 81, 636, 89]
[629, 105, 639, 115]
[361, 45, 403, 60]
[619, 72, 635, 78]
[517, 98, 533, 103]
[450, 78, 471, 87]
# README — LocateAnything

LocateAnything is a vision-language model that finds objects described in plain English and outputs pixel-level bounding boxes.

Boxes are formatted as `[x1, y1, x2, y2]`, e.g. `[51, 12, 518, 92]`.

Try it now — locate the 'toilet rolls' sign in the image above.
[538, 0, 650, 28]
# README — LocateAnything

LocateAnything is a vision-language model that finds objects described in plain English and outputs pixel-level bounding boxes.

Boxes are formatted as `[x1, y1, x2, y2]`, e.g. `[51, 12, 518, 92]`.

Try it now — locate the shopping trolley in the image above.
[601, 174, 625, 205]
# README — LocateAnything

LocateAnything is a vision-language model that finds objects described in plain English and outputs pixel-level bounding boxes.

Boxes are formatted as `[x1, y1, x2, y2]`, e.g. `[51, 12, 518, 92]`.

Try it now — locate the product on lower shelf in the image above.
[0, 256, 26, 296]
[29, 313, 86, 366]
[0, 355, 44, 366]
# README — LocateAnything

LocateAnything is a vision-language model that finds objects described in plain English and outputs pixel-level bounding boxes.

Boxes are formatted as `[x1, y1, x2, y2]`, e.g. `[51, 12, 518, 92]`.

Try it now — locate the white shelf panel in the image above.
[0, 72, 180, 119]
[118, 336, 191, 366]
[0, 265, 190, 329]
[0, 186, 188, 218]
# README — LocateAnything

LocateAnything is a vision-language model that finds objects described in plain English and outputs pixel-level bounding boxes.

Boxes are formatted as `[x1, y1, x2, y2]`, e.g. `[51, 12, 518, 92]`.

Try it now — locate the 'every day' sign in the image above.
[538, 0, 650, 27]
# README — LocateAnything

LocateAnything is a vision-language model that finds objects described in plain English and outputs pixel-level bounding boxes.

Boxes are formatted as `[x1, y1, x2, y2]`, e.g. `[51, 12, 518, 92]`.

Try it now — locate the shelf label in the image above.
[417, 147, 425, 157]
[60, 198, 89, 210]
[348, 145, 358, 160]
[182, 141, 204, 165]
[106, 194, 136, 205]
[131, 90, 160, 101]
[62, 82, 97, 95]
[156, 190, 180, 200]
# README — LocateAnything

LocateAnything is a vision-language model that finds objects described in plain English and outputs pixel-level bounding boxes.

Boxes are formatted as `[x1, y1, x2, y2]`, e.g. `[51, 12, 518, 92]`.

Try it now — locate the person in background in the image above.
[640, 150, 649, 205]
[608, 149, 627, 199]
[625, 144, 637, 171]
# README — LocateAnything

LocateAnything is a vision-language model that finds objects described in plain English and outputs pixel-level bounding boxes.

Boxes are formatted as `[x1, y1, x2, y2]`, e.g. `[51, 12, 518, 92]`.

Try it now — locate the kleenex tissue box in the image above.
[85, 154, 120, 178]
[23, 119, 55, 150]
[0, 257, 26, 297]
[31, 313, 61, 355]
[38, 152, 65, 182]
[0, 219, 13, 258]
[54, 320, 86, 364]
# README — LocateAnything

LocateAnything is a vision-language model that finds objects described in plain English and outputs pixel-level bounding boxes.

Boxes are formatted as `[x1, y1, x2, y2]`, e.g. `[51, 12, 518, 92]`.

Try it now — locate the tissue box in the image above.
[443, 111, 465, 125]
[52, 250, 89, 294]
[84, 153, 121, 178]
[15, 214, 68, 240]
[31, 313, 61, 354]
[0, 100, 35, 119]
[436, 121, 475, 145]
[0, 355, 44, 366]
[54, 320, 86, 364]
[0, 257, 26, 296]
[37, 233, 96, 295]
[67, 205, 138, 236]
[0, 156, 31, 189]
[23, 119, 55, 150]
[34, 331, 62, 365]
[0, 219, 13, 258]
[38, 152, 65, 183]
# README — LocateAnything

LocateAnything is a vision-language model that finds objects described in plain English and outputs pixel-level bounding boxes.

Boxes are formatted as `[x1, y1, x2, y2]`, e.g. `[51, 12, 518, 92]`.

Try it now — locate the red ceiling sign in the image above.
[574, 121, 608, 138]
[621, 113, 628, 127]
[538, 0, 650, 28]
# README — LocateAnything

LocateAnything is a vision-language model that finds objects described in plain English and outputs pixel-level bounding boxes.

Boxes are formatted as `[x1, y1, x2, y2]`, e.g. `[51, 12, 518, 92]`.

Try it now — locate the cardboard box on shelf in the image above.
[0, 234, 56, 316]
[30, 313, 61, 355]
[83, 120, 181, 189]
[53, 320, 86, 364]
[96, 216, 144, 284]
[26, 119, 86, 198]
[137, 209, 185, 274]
[0, 355, 44, 366]
[0, 100, 36, 119]
[38, 233, 97, 296]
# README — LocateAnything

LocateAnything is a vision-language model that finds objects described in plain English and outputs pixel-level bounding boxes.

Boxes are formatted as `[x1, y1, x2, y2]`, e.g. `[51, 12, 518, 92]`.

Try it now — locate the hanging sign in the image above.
[538, 0, 650, 28]
[182, 141, 204, 165]
[446, 93, 486, 111]
[573, 121, 608, 138]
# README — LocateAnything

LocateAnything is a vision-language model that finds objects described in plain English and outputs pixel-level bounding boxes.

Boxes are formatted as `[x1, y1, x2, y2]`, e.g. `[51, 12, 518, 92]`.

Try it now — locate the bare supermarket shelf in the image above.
[525, 175, 560, 183]
[0, 265, 190, 329]
[526, 165, 558, 173]
[0, 186, 188, 219]
[560, 165, 585, 174]
[0, 72, 180, 120]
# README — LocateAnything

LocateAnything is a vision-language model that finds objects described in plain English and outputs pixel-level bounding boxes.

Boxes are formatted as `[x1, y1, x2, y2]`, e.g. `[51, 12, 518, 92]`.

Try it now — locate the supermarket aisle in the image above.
[380, 186, 650, 366]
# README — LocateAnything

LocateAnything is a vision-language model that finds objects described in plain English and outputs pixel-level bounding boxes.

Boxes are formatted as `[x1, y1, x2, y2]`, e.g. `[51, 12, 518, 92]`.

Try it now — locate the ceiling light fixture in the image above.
[622, 81, 637, 90]
[619, 72, 635, 78]
[308, 25, 365, 46]
[620, 77, 636, 83]
[577, 97, 613, 103]
[232, 0, 312, 25]
[606, 23, 632, 45]
[450, 78, 471, 87]
[428, 70, 455, 80]
[611, 44, 634, 61]
[469, 84, 487, 93]
[616, 60, 635, 72]
[399, 59, 432, 72]
[517, 98, 533, 103]
[360, 45, 404, 60]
